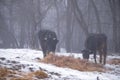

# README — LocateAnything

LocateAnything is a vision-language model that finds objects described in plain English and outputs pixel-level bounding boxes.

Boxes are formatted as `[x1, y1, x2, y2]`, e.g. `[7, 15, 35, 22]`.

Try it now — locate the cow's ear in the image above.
[44, 37, 47, 40]
[53, 38, 57, 40]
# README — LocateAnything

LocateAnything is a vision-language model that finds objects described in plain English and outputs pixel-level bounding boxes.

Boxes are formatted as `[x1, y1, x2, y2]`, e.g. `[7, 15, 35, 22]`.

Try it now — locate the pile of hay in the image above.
[41, 54, 106, 72]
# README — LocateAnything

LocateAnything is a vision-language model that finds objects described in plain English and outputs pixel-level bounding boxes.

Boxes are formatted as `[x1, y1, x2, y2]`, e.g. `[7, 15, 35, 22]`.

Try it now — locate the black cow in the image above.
[38, 30, 58, 57]
[82, 33, 107, 64]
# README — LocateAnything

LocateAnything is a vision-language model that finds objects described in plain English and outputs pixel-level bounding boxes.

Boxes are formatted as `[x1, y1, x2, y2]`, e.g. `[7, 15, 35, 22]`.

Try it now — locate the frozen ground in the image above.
[0, 49, 120, 80]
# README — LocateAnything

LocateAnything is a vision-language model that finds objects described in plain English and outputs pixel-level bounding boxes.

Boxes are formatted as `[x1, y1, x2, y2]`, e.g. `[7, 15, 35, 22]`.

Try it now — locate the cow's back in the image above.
[85, 33, 107, 50]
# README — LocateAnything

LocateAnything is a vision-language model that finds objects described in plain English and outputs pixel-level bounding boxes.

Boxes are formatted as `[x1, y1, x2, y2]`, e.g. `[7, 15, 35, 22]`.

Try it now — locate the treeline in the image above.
[0, 0, 120, 54]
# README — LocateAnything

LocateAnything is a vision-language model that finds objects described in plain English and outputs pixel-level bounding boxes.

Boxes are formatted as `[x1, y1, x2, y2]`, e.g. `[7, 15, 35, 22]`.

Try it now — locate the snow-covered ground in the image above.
[0, 49, 120, 80]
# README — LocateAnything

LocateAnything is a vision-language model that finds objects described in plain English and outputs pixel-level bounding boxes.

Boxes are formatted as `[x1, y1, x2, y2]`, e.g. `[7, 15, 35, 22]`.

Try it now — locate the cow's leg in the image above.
[93, 51, 97, 63]
[41, 44, 47, 58]
[103, 48, 107, 65]
[102, 43, 107, 65]
[43, 50, 50, 57]
[103, 53, 106, 65]
[42, 49, 47, 57]
[99, 50, 102, 64]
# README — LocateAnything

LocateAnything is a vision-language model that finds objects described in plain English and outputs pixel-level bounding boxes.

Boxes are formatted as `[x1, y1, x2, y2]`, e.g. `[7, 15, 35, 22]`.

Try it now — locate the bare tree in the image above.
[90, 0, 102, 33]
[0, 0, 120, 54]
[0, 0, 18, 48]
[71, 0, 89, 36]
[109, 0, 120, 53]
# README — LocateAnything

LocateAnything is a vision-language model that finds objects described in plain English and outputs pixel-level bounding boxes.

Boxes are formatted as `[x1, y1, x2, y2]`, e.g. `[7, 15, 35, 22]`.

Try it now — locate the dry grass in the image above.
[11, 70, 48, 80]
[0, 67, 48, 80]
[34, 70, 48, 79]
[11, 78, 29, 80]
[107, 58, 120, 65]
[0, 67, 17, 80]
[41, 54, 106, 72]
[0, 67, 10, 77]
[0, 67, 29, 80]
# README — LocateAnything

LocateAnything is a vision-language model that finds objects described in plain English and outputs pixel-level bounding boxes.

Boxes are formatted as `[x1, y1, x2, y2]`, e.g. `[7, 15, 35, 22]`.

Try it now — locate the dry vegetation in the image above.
[11, 70, 48, 80]
[0, 67, 48, 80]
[1, 54, 119, 79]
[11, 78, 29, 80]
[34, 70, 48, 79]
[107, 58, 120, 65]
[0, 67, 9, 77]
[0, 68, 8, 80]
[41, 54, 106, 72]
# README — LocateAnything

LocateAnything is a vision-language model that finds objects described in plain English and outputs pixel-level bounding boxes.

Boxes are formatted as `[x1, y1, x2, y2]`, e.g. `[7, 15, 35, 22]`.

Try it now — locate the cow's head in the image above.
[81, 49, 92, 60]
[38, 30, 59, 57]
[44, 34, 58, 53]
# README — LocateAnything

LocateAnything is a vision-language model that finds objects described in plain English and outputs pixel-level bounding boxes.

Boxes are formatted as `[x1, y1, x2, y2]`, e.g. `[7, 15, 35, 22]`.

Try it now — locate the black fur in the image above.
[38, 30, 58, 57]
[82, 33, 107, 64]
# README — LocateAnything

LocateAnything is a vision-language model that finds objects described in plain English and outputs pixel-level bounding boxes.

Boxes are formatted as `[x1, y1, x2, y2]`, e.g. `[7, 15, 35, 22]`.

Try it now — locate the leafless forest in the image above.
[0, 0, 120, 54]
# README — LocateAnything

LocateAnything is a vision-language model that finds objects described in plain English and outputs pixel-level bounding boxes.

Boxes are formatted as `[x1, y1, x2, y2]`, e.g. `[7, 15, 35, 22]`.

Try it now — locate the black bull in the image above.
[38, 30, 58, 57]
[82, 33, 107, 64]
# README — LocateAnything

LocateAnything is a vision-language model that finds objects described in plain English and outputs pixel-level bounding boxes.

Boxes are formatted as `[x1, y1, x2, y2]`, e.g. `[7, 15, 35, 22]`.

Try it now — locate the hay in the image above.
[34, 70, 48, 79]
[107, 58, 120, 65]
[41, 54, 106, 72]
[0, 67, 48, 80]
[10, 70, 48, 80]
[0, 67, 9, 77]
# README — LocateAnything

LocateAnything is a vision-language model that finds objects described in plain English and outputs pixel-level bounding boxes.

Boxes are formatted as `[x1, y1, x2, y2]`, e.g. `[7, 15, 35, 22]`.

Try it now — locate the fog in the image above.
[0, 0, 120, 54]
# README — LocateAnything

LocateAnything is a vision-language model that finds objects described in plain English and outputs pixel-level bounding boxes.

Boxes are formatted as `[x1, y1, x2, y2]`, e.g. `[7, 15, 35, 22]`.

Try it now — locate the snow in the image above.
[0, 49, 120, 80]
